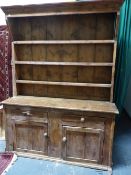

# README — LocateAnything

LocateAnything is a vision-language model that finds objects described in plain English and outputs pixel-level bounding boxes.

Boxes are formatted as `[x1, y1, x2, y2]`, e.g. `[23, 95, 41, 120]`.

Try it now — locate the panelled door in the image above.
[11, 111, 48, 155]
[62, 125, 104, 164]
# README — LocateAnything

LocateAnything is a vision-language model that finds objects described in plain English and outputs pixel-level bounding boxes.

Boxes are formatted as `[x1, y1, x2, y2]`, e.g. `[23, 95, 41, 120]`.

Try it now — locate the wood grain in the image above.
[1, 0, 123, 15]
[2, 1, 123, 171]
[2, 96, 118, 114]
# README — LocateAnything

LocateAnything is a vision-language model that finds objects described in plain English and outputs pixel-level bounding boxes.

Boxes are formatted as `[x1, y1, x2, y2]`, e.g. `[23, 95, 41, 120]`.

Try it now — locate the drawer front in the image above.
[62, 114, 105, 130]
[8, 107, 48, 122]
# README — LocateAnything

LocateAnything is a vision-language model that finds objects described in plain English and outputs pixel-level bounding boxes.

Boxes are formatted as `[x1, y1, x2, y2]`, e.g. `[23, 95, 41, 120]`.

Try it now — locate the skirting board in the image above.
[15, 151, 112, 174]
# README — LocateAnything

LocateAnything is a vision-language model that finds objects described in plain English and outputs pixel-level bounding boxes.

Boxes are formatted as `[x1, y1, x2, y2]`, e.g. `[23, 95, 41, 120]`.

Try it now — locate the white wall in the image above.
[0, 9, 6, 25]
[0, 0, 74, 25]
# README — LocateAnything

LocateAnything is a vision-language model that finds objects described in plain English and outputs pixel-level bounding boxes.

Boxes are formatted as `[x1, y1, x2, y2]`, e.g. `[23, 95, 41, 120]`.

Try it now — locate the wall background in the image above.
[0, 26, 12, 102]
[0, 0, 75, 25]
[114, 0, 131, 116]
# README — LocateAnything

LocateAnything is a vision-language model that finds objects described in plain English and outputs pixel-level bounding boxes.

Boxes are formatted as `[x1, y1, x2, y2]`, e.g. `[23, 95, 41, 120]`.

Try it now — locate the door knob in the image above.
[80, 117, 85, 122]
[22, 111, 32, 116]
[44, 132, 48, 137]
[62, 137, 67, 142]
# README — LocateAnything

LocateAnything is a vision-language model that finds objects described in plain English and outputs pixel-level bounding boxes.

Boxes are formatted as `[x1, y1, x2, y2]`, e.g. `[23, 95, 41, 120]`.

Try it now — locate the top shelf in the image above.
[13, 40, 115, 45]
[6, 11, 117, 18]
[2, 0, 123, 18]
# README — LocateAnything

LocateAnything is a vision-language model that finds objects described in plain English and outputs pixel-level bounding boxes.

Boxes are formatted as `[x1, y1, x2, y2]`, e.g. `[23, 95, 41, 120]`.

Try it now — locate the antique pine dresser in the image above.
[1, 0, 123, 174]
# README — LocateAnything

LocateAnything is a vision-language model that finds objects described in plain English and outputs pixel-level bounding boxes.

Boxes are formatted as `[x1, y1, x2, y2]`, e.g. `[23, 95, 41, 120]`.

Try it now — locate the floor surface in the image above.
[0, 113, 131, 175]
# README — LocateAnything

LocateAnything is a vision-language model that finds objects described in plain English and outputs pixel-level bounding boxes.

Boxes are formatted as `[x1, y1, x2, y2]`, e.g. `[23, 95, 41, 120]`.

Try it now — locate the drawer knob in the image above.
[44, 132, 48, 137]
[80, 117, 85, 122]
[22, 111, 32, 116]
[62, 137, 67, 142]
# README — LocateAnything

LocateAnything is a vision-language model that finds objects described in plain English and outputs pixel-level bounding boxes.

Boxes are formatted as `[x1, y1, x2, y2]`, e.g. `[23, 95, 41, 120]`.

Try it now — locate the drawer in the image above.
[10, 108, 47, 117]
[7, 107, 48, 121]
[62, 114, 105, 130]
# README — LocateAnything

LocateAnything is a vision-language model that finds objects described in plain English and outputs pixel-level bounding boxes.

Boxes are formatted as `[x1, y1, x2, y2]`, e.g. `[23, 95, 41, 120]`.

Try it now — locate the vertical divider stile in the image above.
[12, 42, 17, 96]
[110, 12, 120, 102]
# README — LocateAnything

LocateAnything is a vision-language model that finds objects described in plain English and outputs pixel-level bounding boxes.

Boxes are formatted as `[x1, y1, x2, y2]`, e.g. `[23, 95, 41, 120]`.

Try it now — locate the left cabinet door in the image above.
[7, 108, 48, 155]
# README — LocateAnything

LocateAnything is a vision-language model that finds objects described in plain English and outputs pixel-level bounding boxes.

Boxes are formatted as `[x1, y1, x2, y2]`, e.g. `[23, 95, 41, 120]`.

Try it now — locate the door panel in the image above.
[62, 126, 104, 164]
[12, 117, 48, 155]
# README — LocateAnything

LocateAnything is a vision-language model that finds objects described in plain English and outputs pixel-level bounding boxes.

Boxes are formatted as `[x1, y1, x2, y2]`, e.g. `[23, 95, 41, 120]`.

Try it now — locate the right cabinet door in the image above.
[62, 125, 104, 164]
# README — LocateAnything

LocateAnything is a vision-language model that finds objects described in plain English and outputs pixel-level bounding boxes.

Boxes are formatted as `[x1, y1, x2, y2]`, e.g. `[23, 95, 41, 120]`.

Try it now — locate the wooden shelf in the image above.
[13, 40, 115, 45]
[8, 2, 118, 101]
[6, 11, 116, 18]
[16, 80, 111, 88]
[14, 61, 114, 67]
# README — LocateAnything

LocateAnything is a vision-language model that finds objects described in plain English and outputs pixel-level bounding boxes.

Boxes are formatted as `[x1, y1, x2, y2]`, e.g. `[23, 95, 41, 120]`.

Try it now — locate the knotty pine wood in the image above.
[9, 14, 115, 41]
[2, 96, 118, 114]
[110, 13, 120, 101]
[16, 65, 112, 83]
[1, 1, 123, 171]
[8, 13, 116, 101]
[14, 61, 114, 66]
[14, 44, 114, 62]
[3, 103, 116, 168]
[13, 42, 114, 100]
[2, 0, 123, 15]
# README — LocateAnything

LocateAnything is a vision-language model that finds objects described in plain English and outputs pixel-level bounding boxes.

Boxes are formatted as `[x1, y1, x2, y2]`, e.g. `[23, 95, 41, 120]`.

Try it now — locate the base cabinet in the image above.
[4, 105, 115, 169]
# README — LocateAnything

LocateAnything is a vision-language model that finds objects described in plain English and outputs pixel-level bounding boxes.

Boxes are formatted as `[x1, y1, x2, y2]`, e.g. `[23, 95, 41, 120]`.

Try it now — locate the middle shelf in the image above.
[13, 40, 115, 44]
[14, 61, 114, 67]
[16, 80, 112, 88]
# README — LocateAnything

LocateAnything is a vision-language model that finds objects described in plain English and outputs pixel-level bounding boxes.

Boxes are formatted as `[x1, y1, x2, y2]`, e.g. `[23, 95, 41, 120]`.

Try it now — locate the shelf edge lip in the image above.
[16, 80, 112, 88]
[14, 61, 114, 66]
[5, 10, 118, 18]
[12, 40, 115, 44]
[1, 0, 123, 17]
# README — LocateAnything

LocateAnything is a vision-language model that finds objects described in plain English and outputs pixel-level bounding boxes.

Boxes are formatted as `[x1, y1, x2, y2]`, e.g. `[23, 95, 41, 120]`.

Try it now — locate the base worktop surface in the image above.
[2, 96, 118, 114]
